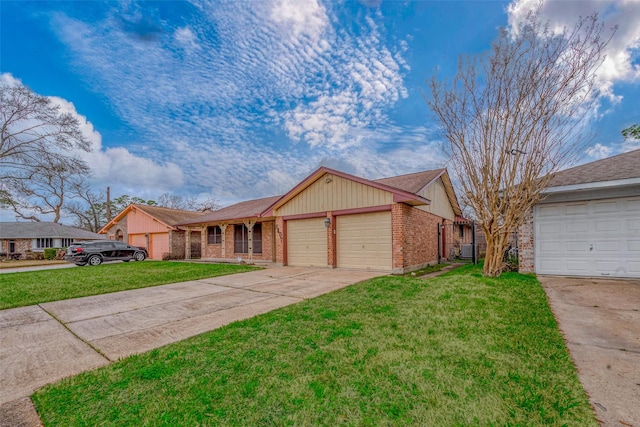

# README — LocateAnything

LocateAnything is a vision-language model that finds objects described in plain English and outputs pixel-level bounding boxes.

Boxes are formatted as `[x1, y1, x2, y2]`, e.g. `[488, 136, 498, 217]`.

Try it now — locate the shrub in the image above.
[25, 251, 45, 260]
[44, 248, 58, 260]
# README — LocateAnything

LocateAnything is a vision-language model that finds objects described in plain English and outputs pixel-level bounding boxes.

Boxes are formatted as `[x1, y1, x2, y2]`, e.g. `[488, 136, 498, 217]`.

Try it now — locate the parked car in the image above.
[64, 240, 147, 266]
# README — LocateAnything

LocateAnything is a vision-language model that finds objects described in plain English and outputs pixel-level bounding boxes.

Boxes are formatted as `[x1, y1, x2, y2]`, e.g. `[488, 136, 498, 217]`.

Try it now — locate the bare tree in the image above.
[4, 153, 89, 222]
[429, 8, 612, 276]
[65, 180, 106, 232]
[157, 192, 221, 211]
[1, 83, 92, 220]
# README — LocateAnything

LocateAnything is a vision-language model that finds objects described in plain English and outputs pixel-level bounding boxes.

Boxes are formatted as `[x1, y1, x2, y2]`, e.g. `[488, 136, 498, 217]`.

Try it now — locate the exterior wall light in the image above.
[324, 217, 331, 228]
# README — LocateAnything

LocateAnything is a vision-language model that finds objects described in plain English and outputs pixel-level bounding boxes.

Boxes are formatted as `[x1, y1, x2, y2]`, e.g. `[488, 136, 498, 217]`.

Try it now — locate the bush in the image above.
[162, 252, 183, 261]
[44, 248, 58, 260]
[25, 251, 45, 260]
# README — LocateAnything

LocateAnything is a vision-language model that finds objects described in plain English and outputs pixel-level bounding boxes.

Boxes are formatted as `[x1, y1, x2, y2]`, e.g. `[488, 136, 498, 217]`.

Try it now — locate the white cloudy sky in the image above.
[1, 0, 638, 211]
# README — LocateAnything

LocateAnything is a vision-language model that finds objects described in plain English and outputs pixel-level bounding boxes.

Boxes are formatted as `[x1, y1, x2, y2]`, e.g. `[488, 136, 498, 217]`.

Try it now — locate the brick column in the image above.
[517, 207, 535, 273]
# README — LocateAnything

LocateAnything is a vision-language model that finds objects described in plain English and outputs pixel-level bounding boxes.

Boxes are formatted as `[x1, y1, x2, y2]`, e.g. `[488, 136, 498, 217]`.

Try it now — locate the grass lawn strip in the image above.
[33, 264, 596, 426]
[0, 262, 259, 310]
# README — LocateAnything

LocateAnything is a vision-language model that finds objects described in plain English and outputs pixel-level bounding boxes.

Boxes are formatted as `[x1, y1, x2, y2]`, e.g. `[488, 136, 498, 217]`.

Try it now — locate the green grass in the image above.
[32, 264, 596, 426]
[403, 263, 449, 276]
[0, 262, 259, 309]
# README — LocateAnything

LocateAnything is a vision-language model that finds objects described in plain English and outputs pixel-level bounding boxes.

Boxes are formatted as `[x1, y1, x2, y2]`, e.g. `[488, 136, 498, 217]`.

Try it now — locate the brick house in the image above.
[0, 222, 103, 258]
[518, 149, 640, 278]
[100, 204, 206, 260]
[180, 167, 463, 274]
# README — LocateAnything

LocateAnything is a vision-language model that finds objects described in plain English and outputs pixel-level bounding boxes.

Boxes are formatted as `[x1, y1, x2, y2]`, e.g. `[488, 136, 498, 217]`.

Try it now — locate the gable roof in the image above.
[374, 169, 445, 193]
[0, 222, 104, 240]
[178, 195, 282, 226]
[375, 168, 462, 217]
[263, 167, 431, 215]
[547, 149, 640, 188]
[100, 204, 206, 234]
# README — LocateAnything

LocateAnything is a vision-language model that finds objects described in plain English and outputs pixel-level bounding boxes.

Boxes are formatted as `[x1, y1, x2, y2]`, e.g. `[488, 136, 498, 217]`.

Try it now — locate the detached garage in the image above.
[519, 149, 640, 278]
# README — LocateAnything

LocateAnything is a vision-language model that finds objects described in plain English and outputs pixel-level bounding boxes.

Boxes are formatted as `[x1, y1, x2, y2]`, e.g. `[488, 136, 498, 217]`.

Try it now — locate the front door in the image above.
[190, 231, 201, 259]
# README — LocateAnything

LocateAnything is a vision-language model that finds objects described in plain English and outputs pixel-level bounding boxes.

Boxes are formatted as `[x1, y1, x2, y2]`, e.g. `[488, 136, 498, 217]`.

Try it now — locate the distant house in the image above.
[99, 204, 207, 260]
[0, 222, 103, 257]
[518, 149, 640, 278]
[178, 167, 465, 273]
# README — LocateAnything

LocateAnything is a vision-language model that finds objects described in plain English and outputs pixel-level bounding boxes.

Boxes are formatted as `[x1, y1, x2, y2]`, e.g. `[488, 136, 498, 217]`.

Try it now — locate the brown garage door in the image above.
[287, 217, 327, 267]
[337, 211, 392, 271]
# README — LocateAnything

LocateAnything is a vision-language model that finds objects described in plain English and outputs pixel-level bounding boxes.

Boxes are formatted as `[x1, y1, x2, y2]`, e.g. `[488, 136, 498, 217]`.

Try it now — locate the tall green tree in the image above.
[622, 124, 639, 140]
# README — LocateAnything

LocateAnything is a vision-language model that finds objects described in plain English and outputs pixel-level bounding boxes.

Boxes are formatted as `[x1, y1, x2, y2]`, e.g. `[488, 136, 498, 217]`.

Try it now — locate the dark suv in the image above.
[64, 240, 148, 266]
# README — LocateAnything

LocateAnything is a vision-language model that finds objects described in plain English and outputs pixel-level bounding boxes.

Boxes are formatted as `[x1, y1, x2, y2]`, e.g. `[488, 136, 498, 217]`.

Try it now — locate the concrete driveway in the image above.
[0, 266, 383, 423]
[539, 276, 640, 427]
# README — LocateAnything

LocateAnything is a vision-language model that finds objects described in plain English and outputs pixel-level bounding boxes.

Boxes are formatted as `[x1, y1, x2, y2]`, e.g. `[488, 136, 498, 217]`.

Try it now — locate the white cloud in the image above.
[270, 0, 328, 41]
[507, 0, 640, 101]
[174, 26, 199, 49]
[585, 142, 613, 159]
[42, 2, 434, 204]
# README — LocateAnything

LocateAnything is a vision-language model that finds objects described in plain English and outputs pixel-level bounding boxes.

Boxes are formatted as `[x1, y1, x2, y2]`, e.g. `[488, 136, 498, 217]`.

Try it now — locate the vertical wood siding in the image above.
[127, 209, 171, 234]
[275, 173, 393, 216]
[417, 178, 455, 220]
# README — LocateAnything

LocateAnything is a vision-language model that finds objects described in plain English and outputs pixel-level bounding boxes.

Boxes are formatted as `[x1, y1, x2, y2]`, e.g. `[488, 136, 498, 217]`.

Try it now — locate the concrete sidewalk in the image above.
[0, 266, 383, 426]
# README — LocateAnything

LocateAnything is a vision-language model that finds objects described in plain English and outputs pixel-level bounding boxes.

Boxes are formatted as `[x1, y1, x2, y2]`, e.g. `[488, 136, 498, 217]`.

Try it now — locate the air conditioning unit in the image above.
[461, 244, 473, 259]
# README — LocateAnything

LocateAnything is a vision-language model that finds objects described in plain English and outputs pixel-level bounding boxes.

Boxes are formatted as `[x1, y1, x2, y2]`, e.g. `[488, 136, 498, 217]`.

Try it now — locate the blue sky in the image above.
[1, 0, 639, 208]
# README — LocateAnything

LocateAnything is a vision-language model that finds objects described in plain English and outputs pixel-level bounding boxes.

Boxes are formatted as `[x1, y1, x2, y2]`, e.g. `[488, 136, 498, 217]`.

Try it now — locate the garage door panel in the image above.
[594, 200, 619, 213]
[287, 218, 327, 267]
[150, 234, 169, 260]
[337, 211, 391, 271]
[566, 203, 589, 215]
[130, 234, 146, 248]
[535, 195, 640, 278]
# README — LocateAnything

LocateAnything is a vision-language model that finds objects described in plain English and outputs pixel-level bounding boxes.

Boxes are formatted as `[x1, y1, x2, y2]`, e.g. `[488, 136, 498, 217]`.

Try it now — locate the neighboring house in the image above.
[0, 222, 103, 257]
[179, 167, 464, 274]
[100, 204, 207, 260]
[519, 149, 640, 278]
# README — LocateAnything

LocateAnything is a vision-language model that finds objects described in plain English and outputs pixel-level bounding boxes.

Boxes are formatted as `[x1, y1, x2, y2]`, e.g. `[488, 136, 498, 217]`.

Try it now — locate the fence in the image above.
[438, 222, 518, 265]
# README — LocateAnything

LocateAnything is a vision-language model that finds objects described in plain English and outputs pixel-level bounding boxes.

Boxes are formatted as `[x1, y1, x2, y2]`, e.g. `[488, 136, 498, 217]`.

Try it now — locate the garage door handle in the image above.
[589, 244, 593, 251]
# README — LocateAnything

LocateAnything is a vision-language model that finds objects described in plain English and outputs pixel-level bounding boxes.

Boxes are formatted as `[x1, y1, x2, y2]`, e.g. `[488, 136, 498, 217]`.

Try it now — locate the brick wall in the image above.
[275, 217, 285, 264]
[1, 239, 32, 254]
[517, 207, 535, 273]
[204, 221, 276, 262]
[401, 204, 441, 269]
[104, 216, 128, 242]
[170, 230, 186, 259]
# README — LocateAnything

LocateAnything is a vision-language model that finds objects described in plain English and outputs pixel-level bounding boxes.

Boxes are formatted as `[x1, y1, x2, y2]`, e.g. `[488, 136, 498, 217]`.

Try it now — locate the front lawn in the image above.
[33, 265, 596, 426]
[0, 262, 259, 310]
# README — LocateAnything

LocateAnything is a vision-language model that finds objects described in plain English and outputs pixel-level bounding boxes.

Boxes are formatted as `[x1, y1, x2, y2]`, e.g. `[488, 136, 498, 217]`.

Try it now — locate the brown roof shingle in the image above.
[547, 149, 640, 188]
[179, 195, 282, 225]
[374, 169, 445, 193]
[133, 205, 207, 227]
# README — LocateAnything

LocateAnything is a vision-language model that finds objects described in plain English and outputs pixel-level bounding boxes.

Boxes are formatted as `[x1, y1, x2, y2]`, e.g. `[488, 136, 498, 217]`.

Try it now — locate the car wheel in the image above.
[123, 260, 130, 262]
[134, 251, 146, 262]
[87, 255, 102, 266]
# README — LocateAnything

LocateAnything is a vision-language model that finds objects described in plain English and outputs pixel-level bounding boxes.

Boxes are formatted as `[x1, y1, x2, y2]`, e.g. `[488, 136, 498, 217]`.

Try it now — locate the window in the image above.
[234, 223, 262, 254]
[36, 238, 53, 249]
[207, 226, 222, 244]
[61, 238, 73, 247]
[458, 224, 464, 239]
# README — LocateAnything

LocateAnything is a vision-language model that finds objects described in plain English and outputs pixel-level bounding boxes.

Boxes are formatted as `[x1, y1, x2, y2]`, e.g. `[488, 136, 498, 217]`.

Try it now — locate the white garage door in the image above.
[337, 211, 392, 271]
[535, 196, 640, 278]
[287, 218, 327, 267]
